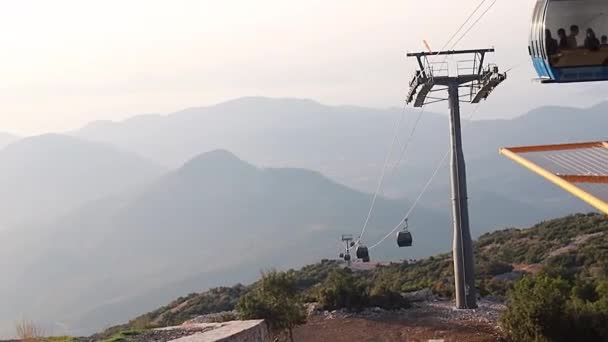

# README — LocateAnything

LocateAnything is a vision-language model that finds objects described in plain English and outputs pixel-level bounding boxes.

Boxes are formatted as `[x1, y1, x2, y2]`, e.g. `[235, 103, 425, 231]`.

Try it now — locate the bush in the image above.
[566, 299, 608, 341]
[316, 269, 370, 311]
[431, 279, 454, 299]
[478, 260, 514, 277]
[237, 271, 306, 342]
[501, 275, 570, 342]
[501, 275, 608, 342]
[369, 284, 409, 310]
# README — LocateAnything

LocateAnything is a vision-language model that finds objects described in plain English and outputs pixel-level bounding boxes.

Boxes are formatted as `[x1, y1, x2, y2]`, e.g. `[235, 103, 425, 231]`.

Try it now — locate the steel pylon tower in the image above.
[341, 234, 354, 267]
[406, 48, 506, 309]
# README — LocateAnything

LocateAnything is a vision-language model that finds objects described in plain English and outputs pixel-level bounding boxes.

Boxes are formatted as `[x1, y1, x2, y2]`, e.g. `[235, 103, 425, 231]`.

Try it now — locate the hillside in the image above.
[0, 150, 447, 337]
[98, 213, 607, 340]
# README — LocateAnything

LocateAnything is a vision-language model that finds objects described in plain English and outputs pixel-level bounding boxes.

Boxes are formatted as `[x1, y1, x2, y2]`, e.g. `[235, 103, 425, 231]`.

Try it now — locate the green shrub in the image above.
[237, 270, 306, 341]
[502, 275, 608, 342]
[501, 275, 570, 342]
[478, 260, 514, 277]
[316, 269, 370, 311]
[369, 284, 409, 310]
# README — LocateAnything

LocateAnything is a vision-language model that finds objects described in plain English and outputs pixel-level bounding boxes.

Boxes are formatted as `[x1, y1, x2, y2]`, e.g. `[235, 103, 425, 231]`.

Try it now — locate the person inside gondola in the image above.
[601, 35, 608, 48]
[584, 28, 600, 51]
[545, 29, 558, 55]
[567, 25, 580, 49]
[557, 28, 569, 50]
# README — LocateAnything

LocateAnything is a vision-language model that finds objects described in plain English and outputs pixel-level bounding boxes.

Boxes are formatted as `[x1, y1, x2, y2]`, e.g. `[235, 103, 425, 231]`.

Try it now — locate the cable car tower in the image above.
[340, 234, 355, 266]
[406, 48, 506, 309]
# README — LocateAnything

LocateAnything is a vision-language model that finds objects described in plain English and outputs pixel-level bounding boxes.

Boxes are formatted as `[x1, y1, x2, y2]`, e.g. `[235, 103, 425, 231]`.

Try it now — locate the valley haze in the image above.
[0, 97, 603, 338]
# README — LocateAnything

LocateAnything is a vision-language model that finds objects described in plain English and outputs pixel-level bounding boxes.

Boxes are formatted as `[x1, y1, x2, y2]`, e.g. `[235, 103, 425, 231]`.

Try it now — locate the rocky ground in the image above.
[294, 300, 507, 342]
[32, 300, 505, 342]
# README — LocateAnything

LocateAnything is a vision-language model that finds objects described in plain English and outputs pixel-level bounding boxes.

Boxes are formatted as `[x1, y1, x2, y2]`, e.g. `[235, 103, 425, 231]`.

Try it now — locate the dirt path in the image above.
[294, 316, 503, 342]
[293, 301, 506, 342]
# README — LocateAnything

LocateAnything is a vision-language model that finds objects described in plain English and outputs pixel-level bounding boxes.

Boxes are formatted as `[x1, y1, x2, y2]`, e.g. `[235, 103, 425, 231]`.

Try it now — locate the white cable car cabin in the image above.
[530, 0, 608, 83]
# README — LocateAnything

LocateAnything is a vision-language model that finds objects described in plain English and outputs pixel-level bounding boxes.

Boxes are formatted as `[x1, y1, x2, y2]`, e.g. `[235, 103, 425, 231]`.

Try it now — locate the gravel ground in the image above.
[313, 299, 505, 323]
[296, 300, 507, 342]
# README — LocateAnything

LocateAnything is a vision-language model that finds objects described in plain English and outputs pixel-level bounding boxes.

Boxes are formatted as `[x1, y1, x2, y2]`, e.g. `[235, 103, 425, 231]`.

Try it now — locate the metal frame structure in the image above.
[406, 49, 507, 107]
[500, 141, 608, 215]
[341, 234, 354, 267]
[406, 48, 507, 310]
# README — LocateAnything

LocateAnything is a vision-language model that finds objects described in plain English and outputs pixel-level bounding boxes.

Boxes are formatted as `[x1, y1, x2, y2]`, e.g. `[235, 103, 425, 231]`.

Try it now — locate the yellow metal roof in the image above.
[500, 141, 608, 215]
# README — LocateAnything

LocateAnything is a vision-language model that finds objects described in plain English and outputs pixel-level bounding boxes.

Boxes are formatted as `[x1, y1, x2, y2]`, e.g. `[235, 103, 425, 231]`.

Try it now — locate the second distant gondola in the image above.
[356, 245, 370, 262]
[396, 219, 413, 247]
[397, 230, 413, 247]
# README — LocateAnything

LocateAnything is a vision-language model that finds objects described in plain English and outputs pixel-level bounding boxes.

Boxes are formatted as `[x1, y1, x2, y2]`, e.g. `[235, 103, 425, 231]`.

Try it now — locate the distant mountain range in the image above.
[73, 97, 602, 230]
[71, 97, 608, 188]
[0, 134, 165, 229]
[0, 97, 604, 338]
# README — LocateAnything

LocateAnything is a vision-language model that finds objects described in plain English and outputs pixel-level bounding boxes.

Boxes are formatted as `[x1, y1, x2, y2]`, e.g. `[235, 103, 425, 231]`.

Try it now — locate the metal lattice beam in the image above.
[500, 141, 608, 215]
[405, 49, 506, 108]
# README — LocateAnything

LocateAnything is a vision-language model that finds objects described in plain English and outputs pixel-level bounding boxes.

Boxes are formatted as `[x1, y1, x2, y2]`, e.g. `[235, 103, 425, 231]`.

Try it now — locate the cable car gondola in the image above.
[530, 0, 608, 83]
[356, 245, 370, 262]
[397, 230, 413, 248]
[396, 219, 413, 248]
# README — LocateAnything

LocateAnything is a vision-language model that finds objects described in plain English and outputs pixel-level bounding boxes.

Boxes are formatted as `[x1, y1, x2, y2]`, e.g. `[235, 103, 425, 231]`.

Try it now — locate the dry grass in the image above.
[15, 318, 43, 340]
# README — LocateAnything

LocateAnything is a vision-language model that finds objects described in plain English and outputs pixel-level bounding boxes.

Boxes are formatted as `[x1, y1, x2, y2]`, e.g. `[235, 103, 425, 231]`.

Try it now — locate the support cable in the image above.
[368, 104, 483, 250]
[356, 107, 407, 244]
[448, 0, 499, 50]
[437, 0, 490, 52]
[358, 0, 500, 248]
[369, 148, 450, 250]
[387, 107, 426, 189]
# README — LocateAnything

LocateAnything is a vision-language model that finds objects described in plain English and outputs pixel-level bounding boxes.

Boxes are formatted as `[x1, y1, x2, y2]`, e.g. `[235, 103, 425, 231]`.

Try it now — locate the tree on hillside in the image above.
[315, 268, 409, 311]
[237, 270, 306, 342]
[316, 269, 370, 311]
[501, 275, 570, 342]
[566, 280, 608, 341]
[501, 275, 608, 342]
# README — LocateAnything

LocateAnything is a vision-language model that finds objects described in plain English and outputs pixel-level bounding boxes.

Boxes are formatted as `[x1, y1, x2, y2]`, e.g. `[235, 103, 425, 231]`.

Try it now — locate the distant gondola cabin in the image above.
[356, 245, 369, 260]
[397, 230, 413, 247]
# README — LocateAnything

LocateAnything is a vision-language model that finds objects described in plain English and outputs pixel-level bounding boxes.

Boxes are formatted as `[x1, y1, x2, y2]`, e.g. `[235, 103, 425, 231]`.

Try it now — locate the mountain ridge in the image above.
[0, 133, 166, 228]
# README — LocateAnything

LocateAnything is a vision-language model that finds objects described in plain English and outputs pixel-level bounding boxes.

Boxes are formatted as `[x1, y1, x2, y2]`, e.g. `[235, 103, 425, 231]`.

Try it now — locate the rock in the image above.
[492, 271, 524, 282]
[306, 303, 320, 317]
[184, 311, 238, 324]
[403, 288, 435, 302]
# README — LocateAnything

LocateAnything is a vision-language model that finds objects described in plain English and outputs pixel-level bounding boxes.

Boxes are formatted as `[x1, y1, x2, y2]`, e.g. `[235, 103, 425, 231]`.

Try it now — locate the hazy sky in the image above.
[1, 0, 608, 135]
